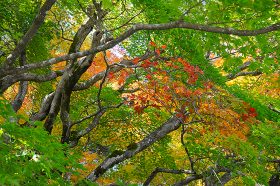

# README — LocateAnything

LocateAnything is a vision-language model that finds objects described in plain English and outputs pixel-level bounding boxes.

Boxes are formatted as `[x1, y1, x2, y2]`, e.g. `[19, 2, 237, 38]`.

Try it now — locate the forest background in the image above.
[0, 0, 279, 185]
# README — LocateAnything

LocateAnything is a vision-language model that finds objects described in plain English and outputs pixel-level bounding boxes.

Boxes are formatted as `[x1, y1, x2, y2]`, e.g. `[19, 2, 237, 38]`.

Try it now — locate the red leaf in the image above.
[107, 71, 114, 79]
[176, 112, 184, 119]
[118, 76, 125, 85]
[141, 60, 152, 68]
[150, 80, 157, 86]
[132, 57, 140, 64]
[242, 114, 249, 121]
[161, 45, 167, 49]
[146, 74, 152, 80]
[193, 89, 202, 96]
[204, 81, 213, 89]
[152, 61, 158, 66]
[155, 49, 161, 55]
[150, 41, 156, 47]
[249, 107, 256, 113]
[163, 85, 169, 91]
[134, 105, 144, 114]
[184, 90, 192, 97]
[166, 62, 172, 67]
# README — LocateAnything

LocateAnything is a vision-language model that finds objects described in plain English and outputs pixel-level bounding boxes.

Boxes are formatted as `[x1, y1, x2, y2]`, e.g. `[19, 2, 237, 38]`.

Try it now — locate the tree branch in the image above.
[268, 104, 280, 114]
[1, 21, 279, 78]
[173, 174, 203, 186]
[227, 70, 262, 80]
[86, 115, 183, 181]
[30, 92, 55, 121]
[0, 71, 63, 93]
[74, 51, 152, 90]
[11, 51, 28, 112]
[4, 0, 57, 66]
[173, 166, 231, 186]
[69, 109, 106, 147]
[144, 168, 194, 186]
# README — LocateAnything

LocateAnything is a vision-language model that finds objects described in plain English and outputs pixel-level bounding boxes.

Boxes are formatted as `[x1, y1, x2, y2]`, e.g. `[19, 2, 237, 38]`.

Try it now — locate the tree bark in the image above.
[87, 116, 182, 181]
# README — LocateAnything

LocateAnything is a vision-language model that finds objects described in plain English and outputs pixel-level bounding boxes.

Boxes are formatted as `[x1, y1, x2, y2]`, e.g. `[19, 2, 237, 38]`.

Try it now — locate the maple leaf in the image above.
[134, 105, 144, 114]
[152, 61, 159, 66]
[107, 71, 115, 79]
[163, 85, 169, 91]
[149, 41, 156, 47]
[193, 89, 202, 96]
[184, 90, 192, 97]
[146, 74, 152, 80]
[155, 49, 161, 55]
[204, 81, 213, 89]
[166, 62, 173, 67]
[132, 57, 140, 64]
[242, 113, 249, 121]
[141, 60, 152, 68]
[249, 107, 256, 113]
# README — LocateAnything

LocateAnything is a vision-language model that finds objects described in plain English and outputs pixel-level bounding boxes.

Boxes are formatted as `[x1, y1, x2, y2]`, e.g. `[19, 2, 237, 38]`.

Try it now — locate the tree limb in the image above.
[4, 0, 57, 66]
[1, 21, 279, 78]
[268, 104, 280, 114]
[227, 70, 262, 80]
[173, 174, 203, 186]
[87, 115, 183, 181]
[11, 52, 28, 112]
[144, 168, 194, 186]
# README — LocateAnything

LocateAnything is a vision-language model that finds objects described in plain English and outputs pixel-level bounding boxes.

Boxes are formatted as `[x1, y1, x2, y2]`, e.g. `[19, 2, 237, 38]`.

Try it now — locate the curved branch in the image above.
[11, 51, 28, 112]
[173, 174, 203, 186]
[227, 70, 262, 80]
[144, 168, 194, 186]
[11, 81, 28, 112]
[69, 109, 105, 147]
[173, 166, 232, 186]
[74, 51, 152, 90]
[30, 92, 55, 121]
[86, 115, 183, 181]
[268, 104, 280, 114]
[1, 21, 279, 78]
[4, 0, 57, 66]
[0, 71, 63, 93]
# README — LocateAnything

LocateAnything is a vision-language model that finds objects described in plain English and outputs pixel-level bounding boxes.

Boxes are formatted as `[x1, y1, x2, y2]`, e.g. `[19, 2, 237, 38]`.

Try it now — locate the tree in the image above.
[0, 0, 279, 185]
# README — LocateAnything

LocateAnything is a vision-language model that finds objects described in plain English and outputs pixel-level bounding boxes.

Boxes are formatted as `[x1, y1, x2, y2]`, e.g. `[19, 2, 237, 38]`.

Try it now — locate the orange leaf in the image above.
[150, 41, 156, 47]
[155, 49, 161, 55]
[132, 57, 140, 64]
[134, 105, 144, 114]
[146, 74, 152, 80]
[107, 71, 114, 79]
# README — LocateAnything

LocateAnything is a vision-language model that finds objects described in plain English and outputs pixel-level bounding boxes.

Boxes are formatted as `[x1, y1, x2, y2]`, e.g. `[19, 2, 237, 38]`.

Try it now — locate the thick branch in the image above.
[74, 51, 152, 90]
[173, 174, 203, 186]
[225, 61, 252, 80]
[4, 0, 57, 66]
[0, 71, 63, 93]
[43, 27, 101, 134]
[11, 52, 28, 112]
[30, 92, 55, 121]
[87, 115, 182, 181]
[69, 109, 106, 147]
[268, 104, 280, 114]
[144, 168, 194, 186]
[11, 81, 28, 112]
[173, 166, 231, 186]
[227, 70, 262, 80]
[1, 21, 279, 78]
[219, 172, 232, 185]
